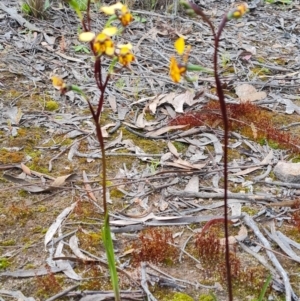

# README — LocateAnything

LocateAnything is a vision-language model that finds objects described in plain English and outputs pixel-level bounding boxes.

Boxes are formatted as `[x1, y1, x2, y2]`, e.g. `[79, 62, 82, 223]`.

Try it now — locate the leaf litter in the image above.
[1, 0, 300, 300]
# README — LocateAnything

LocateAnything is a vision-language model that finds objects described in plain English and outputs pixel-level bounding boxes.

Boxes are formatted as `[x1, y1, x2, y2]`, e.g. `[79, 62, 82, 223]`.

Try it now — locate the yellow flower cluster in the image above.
[169, 37, 191, 83]
[78, 2, 134, 66]
[101, 2, 134, 27]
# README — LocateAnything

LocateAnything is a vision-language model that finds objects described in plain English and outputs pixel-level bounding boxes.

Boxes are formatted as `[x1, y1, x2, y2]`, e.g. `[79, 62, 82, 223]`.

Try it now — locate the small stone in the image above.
[274, 161, 300, 183]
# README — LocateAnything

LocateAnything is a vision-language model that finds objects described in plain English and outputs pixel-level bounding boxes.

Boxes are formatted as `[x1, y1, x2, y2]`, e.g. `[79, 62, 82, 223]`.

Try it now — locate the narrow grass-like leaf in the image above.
[67, 0, 83, 20]
[258, 274, 272, 301]
[102, 213, 120, 301]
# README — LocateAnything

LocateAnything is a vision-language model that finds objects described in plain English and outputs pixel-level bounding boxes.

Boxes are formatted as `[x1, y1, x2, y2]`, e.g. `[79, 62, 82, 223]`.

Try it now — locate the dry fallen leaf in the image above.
[20, 163, 31, 176]
[220, 225, 248, 245]
[50, 174, 77, 188]
[235, 84, 266, 102]
[167, 141, 180, 157]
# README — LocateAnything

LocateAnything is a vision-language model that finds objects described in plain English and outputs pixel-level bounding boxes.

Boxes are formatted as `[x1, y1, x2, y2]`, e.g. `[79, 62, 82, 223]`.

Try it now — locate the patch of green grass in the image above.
[0, 258, 10, 270]
[45, 100, 59, 111]
[0, 239, 16, 246]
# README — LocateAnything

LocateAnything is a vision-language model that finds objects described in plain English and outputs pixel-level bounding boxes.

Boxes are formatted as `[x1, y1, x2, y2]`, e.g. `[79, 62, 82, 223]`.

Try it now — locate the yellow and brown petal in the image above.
[169, 57, 186, 83]
[117, 43, 134, 66]
[93, 33, 115, 56]
[100, 2, 133, 26]
[51, 76, 66, 90]
[118, 6, 134, 26]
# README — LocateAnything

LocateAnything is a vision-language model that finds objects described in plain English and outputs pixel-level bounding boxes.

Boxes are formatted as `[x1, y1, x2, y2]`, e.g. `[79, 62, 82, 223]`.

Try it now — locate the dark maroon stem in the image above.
[82, 0, 108, 215]
[95, 57, 102, 90]
[214, 16, 232, 301]
[188, 2, 232, 300]
[86, 0, 91, 31]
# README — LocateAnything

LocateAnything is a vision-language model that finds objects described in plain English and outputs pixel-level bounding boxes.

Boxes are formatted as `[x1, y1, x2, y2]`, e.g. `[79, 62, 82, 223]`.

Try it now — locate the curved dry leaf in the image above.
[145, 125, 186, 137]
[235, 84, 266, 102]
[50, 173, 77, 188]
[148, 94, 168, 114]
[136, 113, 146, 128]
[69, 235, 95, 261]
[20, 163, 31, 175]
[44, 202, 77, 248]
[3, 173, 47, 193]
[167, 141, 179, 157]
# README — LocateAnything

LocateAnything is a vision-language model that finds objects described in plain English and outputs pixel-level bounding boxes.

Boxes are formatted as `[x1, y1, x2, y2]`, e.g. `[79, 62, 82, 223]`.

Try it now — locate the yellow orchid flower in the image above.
[229, 3, 249, 19]
[118, 5, 134, 27]
[169, 37, 191, 82]
[92, 27, 118, 56]
[169, 57, 186, 83]
[100, 2, 133, 27]
[117, 43, 134, 66]
[51, 76, 66, 90]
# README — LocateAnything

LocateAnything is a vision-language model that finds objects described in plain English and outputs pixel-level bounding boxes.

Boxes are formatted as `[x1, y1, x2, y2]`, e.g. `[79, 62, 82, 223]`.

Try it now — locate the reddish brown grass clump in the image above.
[132, 228, 178, 265]
[35, 266, 62, 297]
[170, 101, 299, 153]
[195, 223, 269, 293]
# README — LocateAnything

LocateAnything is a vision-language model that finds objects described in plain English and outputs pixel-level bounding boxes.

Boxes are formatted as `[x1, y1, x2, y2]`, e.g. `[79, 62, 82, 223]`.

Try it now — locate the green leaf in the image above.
[105, 15, 118, 27]
[257, 274, 272, 301]
[102, 214, 120, 301]
[67, 0, 83, 20]
[186, 63, 213, 74]
[108, 57, 118, 74]
[133, 15, 147, 23]
[73, 45, 90, 53]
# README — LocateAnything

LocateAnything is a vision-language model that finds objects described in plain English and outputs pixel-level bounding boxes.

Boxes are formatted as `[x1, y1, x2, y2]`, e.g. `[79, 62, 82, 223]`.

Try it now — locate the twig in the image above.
[179, 234, 193, 263]
[168, 188, 278, 202]
[146, 263, 216, 289]
[243, 214, 295, 300]
[45, 285, 79, 301]
[140, 262, 157, 301]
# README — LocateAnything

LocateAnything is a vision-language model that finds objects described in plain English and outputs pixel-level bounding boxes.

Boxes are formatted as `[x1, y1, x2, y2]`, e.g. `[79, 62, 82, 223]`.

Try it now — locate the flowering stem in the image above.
[79, 3, 120, 300]
[214, 16, 233, 301]
[188, 1, 233, 299]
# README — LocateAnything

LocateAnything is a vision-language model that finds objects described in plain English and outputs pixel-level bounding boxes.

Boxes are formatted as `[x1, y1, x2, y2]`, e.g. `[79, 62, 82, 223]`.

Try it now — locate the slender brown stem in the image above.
[86, 0, 91, 31]
[82, 0, 108, 215]
[97, 75, 110, 117]
[188, 1, 233, 299]
[95, 57, 102, 90]
[214, 16, 233, 301]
